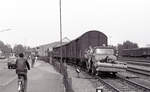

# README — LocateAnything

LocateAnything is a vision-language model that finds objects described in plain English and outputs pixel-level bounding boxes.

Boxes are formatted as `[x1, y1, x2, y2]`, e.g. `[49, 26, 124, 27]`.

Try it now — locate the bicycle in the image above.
[18, 75, 25, 92]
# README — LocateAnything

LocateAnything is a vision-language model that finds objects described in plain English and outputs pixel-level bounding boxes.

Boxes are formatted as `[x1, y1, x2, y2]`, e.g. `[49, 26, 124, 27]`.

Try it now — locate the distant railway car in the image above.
[122, 48, 150, 58]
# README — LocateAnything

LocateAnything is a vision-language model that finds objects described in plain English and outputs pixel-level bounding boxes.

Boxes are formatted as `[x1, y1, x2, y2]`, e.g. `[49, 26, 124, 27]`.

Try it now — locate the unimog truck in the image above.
[85, 46, 127, 75]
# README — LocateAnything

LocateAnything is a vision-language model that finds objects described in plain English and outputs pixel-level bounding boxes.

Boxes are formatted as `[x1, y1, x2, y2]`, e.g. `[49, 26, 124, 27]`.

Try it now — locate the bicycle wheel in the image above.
[18, 81, 21, 92]
[18, 76, 25, 92]
[22, 78, 25, 92]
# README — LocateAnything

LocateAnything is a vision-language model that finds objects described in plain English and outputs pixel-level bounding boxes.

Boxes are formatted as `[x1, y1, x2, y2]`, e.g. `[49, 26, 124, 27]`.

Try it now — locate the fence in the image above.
[51, 59, 74, 92]
[38, 56, 49, 62]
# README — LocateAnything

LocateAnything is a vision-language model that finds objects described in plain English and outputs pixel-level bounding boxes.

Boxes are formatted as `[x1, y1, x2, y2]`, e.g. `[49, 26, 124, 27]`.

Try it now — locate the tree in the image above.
[122, 40, 138, 49]
[13, 44, 32, 57]
[0, 41, 13, 57]
[13, 44, 25, 56]
[2, 45, 12, 57]
[0, 40, 5, 52]
[117, 44, 123, 56]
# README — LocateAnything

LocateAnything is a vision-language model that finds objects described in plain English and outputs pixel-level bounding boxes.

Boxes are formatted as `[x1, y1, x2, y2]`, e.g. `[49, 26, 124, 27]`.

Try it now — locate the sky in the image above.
[0, 0, 150, 48]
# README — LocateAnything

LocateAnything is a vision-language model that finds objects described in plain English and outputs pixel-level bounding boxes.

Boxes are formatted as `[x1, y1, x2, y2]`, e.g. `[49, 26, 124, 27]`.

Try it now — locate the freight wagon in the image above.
[122, 48, 150, 58]
[52, 30, 107, 65]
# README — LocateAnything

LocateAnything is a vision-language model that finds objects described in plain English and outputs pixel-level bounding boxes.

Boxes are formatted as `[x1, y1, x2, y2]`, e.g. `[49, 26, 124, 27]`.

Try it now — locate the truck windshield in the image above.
[95, 49, 114, 55]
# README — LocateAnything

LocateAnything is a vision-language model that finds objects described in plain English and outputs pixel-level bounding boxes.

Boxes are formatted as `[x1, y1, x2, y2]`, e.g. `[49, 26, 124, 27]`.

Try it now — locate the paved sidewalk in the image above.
[0, 60, 65, 92]
[27, 61, 65, 92]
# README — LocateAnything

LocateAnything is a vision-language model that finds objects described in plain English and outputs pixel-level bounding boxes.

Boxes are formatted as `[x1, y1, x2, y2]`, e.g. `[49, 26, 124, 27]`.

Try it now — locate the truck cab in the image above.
[92, 46, 117, 63]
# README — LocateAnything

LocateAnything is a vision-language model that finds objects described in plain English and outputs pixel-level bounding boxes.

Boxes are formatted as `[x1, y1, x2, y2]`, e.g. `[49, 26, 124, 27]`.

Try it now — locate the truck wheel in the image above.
[112, 72, 117, 76]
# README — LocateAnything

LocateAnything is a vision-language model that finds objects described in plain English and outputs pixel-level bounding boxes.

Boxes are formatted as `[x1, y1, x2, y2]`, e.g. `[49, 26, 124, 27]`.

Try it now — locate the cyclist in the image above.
[16, 53, 30, 92]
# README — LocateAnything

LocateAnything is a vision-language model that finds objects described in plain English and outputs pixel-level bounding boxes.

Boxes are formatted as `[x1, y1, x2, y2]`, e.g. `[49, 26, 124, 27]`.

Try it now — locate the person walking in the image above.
[31, 55, 35, 68]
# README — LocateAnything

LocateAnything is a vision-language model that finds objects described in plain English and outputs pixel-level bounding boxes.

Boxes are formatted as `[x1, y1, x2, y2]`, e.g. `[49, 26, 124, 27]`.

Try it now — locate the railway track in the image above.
[97, 77, 137, 92]
[124, 70, 150, 89]
[119, 58, 150, 64]
[127, 71, 150, 82]
[117, 75, 150, 92]
[95, 74, 150, 92]
[119, 58, 150, 66]
[118, 58, 150, 76]
[119, 57, 150, 62]
[127, 66, 150, 76]
[127, 61, 150, 67]
[68, 63, 150, 92]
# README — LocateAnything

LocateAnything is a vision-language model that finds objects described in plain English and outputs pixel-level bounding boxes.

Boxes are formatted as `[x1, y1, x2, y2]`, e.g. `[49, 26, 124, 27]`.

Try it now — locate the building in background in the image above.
[36, 37, 70, 56]
[146, 44, 150, 47]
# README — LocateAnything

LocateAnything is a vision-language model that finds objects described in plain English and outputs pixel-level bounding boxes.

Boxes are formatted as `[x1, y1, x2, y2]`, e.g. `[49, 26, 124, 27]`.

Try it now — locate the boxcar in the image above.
[122, 47, 150, 58]
[52, 30, 108, 65]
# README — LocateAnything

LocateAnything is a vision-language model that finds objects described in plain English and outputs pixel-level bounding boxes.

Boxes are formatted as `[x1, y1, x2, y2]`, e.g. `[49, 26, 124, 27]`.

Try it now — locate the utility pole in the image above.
[59, 0, 63, 73]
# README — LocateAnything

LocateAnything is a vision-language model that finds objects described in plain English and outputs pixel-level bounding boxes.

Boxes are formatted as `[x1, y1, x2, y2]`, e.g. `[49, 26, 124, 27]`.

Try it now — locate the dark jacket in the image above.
[16, 58, 30, 74]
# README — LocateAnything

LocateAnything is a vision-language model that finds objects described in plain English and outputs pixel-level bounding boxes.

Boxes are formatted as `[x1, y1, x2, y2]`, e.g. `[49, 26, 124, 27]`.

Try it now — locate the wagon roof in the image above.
[53, 30, 107, 48]
[63, 30, 107, 45]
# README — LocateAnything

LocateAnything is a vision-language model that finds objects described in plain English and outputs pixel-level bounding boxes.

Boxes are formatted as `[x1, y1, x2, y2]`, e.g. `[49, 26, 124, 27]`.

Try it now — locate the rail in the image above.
[119, 58, 150, 76]
[97, 77, 121, 92]
[117, 75, 150, 92]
